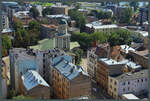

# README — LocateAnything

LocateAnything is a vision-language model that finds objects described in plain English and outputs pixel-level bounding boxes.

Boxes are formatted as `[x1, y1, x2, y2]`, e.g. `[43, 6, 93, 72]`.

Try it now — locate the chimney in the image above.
[70, 66, 75, 73]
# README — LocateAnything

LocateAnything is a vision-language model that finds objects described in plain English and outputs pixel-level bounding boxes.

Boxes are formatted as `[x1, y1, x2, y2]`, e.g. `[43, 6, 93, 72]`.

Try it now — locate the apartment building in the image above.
[51, 4, 68, 15]
[108, 69, 148, 99]
[85, 21, 118, 33]
[96, 58, 125, 91]
[52, 55, 91, 99]
[20, 70, 50, 99]
[13, 11, 33, 27]
[1, 60, 8, 99]
[2, 11, 9, 29]
[138, 7, 148, 26]
[87, 43, 110, 80]
[129, 50, 148, 68]
[9, 48, 44, 93]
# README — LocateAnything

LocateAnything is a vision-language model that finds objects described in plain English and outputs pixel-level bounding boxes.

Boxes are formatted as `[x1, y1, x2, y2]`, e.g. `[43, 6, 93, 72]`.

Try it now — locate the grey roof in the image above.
[111, 69, 148, 82]
[22, 70, 49, 91]
[53, 55, 88, 80]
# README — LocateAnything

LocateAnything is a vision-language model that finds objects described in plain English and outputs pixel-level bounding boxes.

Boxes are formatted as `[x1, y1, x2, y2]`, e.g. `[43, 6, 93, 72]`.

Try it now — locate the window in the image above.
[137, 80, 139, 82]
[123, 88, 125, 92]
[114, 88, 116, 92]
[141, 79, 143, 82]
[128, 87, 130, 91]
[110, 85, 112, 89]
[122, 82, 125, 85]
[145, 78, 147, 81]
[114, 81, 117, 85]
[128, 82, 130, 85]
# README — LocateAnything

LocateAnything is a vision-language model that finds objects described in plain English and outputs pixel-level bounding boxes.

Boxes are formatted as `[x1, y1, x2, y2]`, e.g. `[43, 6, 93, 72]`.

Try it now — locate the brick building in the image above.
[52, 55, 91, 99]
[129, 50, 148, 68]
[1, 60, 8, 99]
[9, 48, 44, 93]
[20, 70, 50, 99]
[51, 4, 68, 15]
[96, 58, 125, 91]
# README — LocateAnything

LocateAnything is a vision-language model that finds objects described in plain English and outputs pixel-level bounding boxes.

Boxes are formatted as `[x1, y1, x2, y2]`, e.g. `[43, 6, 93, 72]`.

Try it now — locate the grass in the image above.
[31, 2, 54, 7]
[12, 95, 35, 100]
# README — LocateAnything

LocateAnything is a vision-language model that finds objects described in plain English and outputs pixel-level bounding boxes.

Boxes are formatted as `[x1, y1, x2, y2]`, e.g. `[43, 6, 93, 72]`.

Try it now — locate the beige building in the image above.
[108, 69, 148, 99]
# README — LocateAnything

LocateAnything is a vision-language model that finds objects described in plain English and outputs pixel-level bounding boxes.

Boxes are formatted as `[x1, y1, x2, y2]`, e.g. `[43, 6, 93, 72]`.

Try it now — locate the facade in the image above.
[55, 19, 71, 51]
[1, 60, 8, 99]
[138, 8, 148, 26]
[129, 50, 148, 68]
[20, 70, 50, 99]
[13, 11, 33, 27]
[52, 55, 91, 99]
[9, 48, 44, 93]
[85, 21, 118, 33]
[2, 12, 9, 29]
[96, 58, 125, 91]
[40, 24, 58, 38]
[43, 50, 66, 86]
[108, 69, 148, 99]
[87, 43, 110, 79]
[51, 4, 68, 15]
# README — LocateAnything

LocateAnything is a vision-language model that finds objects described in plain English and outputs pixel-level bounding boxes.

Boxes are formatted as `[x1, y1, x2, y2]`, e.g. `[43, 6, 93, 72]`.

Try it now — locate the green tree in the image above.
[2, 35, 12, 57]
[42, 7, 52, 17]
[28, 20, 40, 31]
[30, 7, 39, 18]
[74, 48, 83, 65]
[7, 88, 16, 99]
[129, 2, 139, 12]
[107, 29, 132, 46]
[69, 9, 86, 32]
[119, 8, 133, 24]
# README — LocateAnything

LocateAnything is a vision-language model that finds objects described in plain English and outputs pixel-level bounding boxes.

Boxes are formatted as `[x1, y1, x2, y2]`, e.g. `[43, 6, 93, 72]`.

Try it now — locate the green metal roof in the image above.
[30, 38, 55, 51]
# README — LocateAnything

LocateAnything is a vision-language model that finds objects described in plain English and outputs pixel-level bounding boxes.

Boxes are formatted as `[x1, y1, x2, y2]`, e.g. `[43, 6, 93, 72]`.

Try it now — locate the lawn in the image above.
[31, 2, 54, 7]
[12, 95, 35, 100]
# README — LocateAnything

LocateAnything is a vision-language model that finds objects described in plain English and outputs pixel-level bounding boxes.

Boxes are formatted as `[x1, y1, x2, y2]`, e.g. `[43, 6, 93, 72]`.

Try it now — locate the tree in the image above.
[30, 7, 39, 18]
[69, 9, 86, 32]
[107, 29, 132, 46]
[28, 20, 40, 31]
[129, 2, 139, 12]
[73, 48, 83, 65]
[119, 8, 133, 24]
[7, 88, 16, 99]
[42, 7, 52, 17]
[2, 35, 12, 57]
